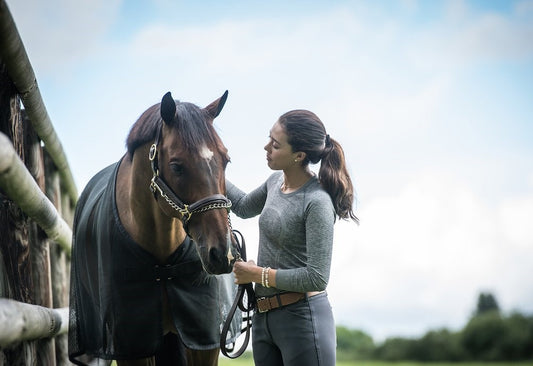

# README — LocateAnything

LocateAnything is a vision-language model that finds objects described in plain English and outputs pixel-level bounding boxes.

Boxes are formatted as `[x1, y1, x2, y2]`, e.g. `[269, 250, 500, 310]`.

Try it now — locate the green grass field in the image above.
[111, 355, 531, 365]
[218, 357, 531, 366]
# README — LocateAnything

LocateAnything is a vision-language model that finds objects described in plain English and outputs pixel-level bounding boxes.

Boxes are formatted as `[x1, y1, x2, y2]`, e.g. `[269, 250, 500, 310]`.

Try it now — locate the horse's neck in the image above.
[116, 148, 186, 263]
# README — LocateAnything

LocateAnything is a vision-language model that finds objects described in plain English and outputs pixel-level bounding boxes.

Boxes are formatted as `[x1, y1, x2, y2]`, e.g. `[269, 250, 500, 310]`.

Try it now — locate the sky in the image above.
[6, 0, 533, 342]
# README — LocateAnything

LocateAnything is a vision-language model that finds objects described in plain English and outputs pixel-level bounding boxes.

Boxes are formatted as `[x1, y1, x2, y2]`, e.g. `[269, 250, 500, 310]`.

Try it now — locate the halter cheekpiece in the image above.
[148, 122, 232, 229]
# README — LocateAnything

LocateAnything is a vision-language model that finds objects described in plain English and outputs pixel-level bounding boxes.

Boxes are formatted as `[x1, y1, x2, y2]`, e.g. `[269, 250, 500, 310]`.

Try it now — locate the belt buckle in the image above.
[257, 297, 269, 313]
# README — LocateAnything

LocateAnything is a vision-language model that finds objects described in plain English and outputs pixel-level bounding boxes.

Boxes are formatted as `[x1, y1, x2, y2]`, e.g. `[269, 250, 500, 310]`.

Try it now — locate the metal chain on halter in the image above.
[194, 201, 233, 214]
[150, 176, 191, 217]
[150, 173, 233, 218]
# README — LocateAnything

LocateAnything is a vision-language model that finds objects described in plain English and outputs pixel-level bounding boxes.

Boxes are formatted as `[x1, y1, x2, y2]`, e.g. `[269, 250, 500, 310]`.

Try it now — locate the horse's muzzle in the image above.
[196, 243, 234, 275]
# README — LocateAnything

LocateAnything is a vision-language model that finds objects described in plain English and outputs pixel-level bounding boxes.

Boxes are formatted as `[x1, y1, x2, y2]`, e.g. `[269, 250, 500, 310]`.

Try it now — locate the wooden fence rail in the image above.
[0, 298, 68, 349]
[0, 1, 76, 364]
[0, 132, 72, 255]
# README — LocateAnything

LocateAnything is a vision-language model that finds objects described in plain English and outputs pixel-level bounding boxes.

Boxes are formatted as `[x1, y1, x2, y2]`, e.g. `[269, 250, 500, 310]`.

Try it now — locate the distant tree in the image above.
[461, 309, 533, 361]
[336, 326, 375, 360]
[476, 292, 499, 316]
[370, 293, 533, 362]
[462, 309, 505, 361]
[500, 312, 533, 360]
[374, 337, 416, 361]
[411, 328, 464, 361]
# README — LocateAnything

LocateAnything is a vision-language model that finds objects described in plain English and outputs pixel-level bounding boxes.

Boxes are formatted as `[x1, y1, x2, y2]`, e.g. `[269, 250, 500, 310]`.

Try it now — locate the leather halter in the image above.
[148, 123, 232, 231]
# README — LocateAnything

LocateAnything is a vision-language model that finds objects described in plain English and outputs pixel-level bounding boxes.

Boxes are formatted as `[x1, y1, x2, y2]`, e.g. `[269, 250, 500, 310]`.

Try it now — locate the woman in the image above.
[227, 109, 358, 366]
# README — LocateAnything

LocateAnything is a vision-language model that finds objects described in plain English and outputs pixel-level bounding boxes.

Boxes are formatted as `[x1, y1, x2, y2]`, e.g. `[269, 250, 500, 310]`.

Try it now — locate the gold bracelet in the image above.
[261, 266, 267, 287]
[265, 267, 271, 288]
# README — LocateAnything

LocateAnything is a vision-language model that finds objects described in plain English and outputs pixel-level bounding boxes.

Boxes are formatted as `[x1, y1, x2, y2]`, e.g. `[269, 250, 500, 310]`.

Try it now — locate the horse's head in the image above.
[147, 91, 237, 274]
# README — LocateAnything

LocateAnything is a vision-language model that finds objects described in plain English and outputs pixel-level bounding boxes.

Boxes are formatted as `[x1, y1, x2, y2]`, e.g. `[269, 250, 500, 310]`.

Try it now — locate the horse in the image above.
[68, 91, 240, 366]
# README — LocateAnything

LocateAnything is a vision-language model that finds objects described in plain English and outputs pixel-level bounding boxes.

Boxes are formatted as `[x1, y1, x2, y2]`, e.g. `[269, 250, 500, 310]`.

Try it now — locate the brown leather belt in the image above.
[256, 292, 306, 313]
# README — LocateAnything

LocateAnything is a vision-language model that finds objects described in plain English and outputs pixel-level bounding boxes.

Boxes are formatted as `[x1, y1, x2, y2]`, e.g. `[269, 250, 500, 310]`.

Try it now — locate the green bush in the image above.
[411, 328, 464, 361]
[461, 310, 506, 361]
[336, 326, 375, 360]
[374, 337, 416, 361]
[335, 293, 533, 362]
[458, 310, 533, 361]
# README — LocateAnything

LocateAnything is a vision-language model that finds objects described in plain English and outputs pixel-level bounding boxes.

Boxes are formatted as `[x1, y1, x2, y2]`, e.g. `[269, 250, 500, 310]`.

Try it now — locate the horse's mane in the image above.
[125, 101, 228, 161]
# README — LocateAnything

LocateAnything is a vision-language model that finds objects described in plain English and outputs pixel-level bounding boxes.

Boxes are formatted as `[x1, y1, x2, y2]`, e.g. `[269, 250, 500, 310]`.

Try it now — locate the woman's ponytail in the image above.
[319, 136, 359, 223]
[278, 110, 358, 223]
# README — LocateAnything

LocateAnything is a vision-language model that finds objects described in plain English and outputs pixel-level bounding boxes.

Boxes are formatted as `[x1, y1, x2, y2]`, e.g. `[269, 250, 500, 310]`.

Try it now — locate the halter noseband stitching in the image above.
[148, 123, 232, 227]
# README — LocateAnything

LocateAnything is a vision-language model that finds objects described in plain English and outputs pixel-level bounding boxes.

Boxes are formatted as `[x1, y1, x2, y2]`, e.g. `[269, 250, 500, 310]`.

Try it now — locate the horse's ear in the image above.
[161, 92, 176, 125]
[205, 90, 228, 119]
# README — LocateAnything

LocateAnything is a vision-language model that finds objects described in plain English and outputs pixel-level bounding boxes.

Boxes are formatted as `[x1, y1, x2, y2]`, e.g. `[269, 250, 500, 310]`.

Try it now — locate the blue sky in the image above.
[7, 0, 533, 341]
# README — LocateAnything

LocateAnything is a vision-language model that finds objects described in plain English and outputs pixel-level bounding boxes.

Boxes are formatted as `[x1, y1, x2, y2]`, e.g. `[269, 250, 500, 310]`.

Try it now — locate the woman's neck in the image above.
[281, 167, 314, 193]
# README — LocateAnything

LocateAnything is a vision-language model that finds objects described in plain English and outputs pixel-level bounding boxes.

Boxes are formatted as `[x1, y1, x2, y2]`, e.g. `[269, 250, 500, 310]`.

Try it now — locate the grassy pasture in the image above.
[218, 357, 531, 366]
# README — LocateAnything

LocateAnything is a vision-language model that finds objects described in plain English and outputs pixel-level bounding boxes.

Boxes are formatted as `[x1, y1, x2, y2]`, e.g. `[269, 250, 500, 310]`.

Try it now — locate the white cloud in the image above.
[499, 195, 533, 250]
[408, 4, 533, 72]
[8, 0, 122, 75]
[515, 0, 533, 15]
[329, 170, 533, 338]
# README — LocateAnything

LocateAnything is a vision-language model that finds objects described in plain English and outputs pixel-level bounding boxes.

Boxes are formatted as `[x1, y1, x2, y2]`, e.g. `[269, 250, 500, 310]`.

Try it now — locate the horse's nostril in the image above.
[209, 246, 222, 263]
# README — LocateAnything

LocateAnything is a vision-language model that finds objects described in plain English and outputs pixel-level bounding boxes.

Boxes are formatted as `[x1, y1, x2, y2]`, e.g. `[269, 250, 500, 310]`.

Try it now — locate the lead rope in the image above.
[220, 228, 255, 358]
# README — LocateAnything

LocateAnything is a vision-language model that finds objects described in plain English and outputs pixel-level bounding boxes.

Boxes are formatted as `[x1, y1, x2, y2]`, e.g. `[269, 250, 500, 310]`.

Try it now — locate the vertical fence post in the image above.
[23, 110, 56, 365]
[45, 151, 71, 365]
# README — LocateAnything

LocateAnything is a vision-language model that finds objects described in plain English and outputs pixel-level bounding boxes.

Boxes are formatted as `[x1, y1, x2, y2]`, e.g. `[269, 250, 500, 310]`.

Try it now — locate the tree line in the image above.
[337, 292, 533, 362]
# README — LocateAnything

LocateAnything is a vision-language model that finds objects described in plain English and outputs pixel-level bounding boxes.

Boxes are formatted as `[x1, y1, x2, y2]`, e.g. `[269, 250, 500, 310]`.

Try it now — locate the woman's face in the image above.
[264, 121, 296, 171]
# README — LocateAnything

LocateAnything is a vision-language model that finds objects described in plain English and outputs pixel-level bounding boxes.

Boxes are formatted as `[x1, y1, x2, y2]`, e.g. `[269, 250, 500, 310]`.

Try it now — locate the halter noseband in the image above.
[148, 123, 232, 229]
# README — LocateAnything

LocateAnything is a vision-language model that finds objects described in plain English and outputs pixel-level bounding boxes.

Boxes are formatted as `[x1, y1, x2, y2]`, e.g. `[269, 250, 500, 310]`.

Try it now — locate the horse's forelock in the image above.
[173, 102, 228, 160]
[126, 103, 160, 157]
[126, 101, 228, 163]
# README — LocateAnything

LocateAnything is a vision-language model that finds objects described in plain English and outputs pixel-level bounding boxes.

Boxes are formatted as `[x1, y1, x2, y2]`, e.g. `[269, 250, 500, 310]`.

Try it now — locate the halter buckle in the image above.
[150, 176, 162, 196]
[149, 144, 157, 161]
[180, 205, 193, 224]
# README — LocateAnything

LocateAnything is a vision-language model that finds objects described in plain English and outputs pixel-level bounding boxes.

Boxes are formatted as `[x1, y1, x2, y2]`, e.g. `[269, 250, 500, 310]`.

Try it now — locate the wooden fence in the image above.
[0, 1, 77, 364]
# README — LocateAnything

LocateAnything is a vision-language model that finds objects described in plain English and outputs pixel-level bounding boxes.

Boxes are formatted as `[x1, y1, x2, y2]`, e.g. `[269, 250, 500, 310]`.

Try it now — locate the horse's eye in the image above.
[170, 163, 185, 176]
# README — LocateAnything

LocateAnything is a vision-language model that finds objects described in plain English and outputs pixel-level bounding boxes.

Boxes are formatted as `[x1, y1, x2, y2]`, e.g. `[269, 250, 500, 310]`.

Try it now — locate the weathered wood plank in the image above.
[0, 132, 72, 255]
[0, 298, 68, 348]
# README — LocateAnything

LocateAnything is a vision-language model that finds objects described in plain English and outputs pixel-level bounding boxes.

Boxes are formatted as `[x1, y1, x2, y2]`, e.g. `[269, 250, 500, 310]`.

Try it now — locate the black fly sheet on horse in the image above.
[68, 160, 240, 364]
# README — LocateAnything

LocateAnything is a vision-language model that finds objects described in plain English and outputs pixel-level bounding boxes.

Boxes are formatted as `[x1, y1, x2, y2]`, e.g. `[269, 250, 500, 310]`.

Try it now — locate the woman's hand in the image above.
[233, 260, 259, 284]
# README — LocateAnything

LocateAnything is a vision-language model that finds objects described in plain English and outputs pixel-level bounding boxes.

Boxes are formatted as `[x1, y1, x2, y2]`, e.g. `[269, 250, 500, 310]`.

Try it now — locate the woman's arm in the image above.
[233, 197, 335, 293]
[226, 179, 268, 219]
[272, 198, 335, 292]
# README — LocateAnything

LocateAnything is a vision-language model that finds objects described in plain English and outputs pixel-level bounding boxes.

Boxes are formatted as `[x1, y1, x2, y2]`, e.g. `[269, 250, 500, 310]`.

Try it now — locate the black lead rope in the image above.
[220, 229, 256, 358]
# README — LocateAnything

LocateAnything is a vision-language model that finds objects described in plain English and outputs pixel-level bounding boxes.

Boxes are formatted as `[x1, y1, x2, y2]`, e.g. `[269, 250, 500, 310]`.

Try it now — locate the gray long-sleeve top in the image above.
[227, 172, 335, 297]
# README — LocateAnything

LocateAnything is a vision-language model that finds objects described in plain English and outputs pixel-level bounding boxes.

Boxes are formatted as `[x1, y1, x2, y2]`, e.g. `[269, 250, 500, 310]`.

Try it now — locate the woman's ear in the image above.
[294, 151, 306, 163]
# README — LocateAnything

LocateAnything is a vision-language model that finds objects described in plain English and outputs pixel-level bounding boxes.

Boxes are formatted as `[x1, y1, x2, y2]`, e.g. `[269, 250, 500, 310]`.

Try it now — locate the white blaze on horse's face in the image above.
[199, 144, 215, 175]
[199, 145, 214, 161]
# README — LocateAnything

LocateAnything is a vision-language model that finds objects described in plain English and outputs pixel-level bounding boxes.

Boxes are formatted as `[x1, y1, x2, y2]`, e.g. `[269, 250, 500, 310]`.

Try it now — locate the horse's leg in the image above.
[186, 348, 219, 366]
[154, 333, 187, 366]
[115, 334, 187, 366]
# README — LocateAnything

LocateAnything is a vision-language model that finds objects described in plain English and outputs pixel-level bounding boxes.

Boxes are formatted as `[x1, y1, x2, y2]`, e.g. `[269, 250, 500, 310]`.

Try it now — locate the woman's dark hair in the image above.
[278, 110, 358, 223]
